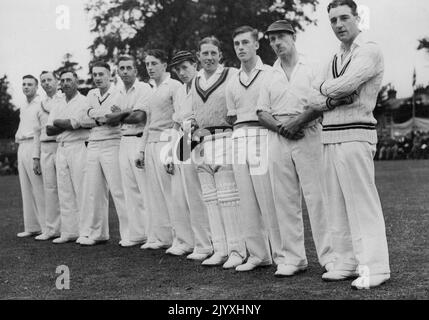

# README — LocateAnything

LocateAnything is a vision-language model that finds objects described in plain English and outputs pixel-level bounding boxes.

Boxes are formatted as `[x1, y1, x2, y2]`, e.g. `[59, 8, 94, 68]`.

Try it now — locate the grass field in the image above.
[0, 160, 428, 300]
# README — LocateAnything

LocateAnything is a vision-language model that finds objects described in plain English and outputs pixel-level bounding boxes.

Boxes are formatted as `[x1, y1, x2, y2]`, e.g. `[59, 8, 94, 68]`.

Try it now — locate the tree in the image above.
[55, 53, 93, 95]
[0, 75, 19, 139]
[85, 0, 319, 79]
[417, 37, 429, 52]
[54, 53, 83, 76]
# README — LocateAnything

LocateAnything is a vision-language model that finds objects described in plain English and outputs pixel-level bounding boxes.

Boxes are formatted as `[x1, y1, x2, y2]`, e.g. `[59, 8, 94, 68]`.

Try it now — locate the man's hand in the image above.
[190, 119, 199, 135]
[277, 117, 305, 140]
[164, 161, 175, 175]
[33, 158, 41, 175]
[105, 113, 124, 126]
[226, 115, 237, 126]
[135, 151, 145, 169]
[328, 94, 355, 109]
[111, 105, 121, 113]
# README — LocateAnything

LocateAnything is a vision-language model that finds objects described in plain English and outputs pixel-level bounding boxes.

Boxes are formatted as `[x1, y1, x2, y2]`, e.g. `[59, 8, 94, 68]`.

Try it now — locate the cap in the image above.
[170, 51, 196, 68]
[265, 20, 295, 36]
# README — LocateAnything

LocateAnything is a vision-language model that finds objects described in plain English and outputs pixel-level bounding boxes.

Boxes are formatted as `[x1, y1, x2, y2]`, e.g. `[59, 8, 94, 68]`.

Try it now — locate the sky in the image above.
[1, 0, 429, 108]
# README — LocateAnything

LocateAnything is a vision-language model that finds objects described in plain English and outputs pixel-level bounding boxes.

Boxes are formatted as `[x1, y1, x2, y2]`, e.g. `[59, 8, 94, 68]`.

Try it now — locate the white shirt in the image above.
[226, 56, 272, 123]
[47, 92, 90, 143]
[32, 92, 63, 158]
[257, 55, 324, 116]
[84, 85, 123, 141]
[15, 95, 41, 143]
[173, 81, 194, 124]
[117, 80, 153, 135]
[139, 73, 181, 143]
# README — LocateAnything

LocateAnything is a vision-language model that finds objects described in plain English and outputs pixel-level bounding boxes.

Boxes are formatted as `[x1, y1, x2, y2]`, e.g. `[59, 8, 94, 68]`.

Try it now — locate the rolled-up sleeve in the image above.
[32, 109, 42, 159]
[256, 80, 272, 114]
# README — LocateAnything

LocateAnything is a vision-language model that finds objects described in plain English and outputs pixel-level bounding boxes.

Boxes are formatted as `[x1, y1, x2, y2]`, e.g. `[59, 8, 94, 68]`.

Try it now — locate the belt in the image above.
[202, 126, 232, 136]
[59, 140, 86, 147]
[41, 140, 57, 143]
[17, 137, 34, 142]
[233, 121, 262, 129]
[122, 132, 143, 137]
[274, 114, 320, 129]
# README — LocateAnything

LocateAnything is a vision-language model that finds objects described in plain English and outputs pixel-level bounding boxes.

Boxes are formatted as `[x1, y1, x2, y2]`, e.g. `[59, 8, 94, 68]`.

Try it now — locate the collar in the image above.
[96, 84, 116, 99]
[339, 31, 367, 53]
[198, 64, 225, 78]
[272, 54, 306, 73]
[45, 91, 63, 101]
[119, 79, 139, 94]
[239, 56, 267, 72]
[154, 72, 171, 89]
[25, 94, 40, 106]
[65, 92, 81, 104]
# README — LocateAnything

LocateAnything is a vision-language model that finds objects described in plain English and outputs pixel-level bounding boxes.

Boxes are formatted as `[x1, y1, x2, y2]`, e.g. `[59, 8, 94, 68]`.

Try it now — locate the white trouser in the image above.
[196, 132, 246, 259]
[170, 164, 195, 252]
[180, 163, 213, 255]
[17, 140, 45, 233]
[80, 139, 127, 241]
[232, 127, 273, 265]
[56, 140, 87, 238]
[268, 123, 334, 267]
[119, 136, 148, 242]
[323, 141, 390, 275]
[144, 141, 173, 246]
[40, 142, 60, 236]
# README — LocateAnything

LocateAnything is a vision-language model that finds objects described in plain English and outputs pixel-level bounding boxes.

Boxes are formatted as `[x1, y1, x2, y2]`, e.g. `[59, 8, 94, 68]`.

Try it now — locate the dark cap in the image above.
[170, 51, 196, 68]
[265, 20, 295, 36]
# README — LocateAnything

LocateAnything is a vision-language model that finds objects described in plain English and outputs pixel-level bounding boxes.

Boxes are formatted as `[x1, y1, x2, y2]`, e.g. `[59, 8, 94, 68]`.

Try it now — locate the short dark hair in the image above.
[327, 0, 358, 16]
[232, 26, 259, 41]
[145, 49, 168, 64]
[90, 61, 111, 73]
[198, 36, 221, 51]
[22, 74, 38, 85]
[40, 70, 58, 79]
[59, 69, 78, 79]
[117, 55, 137, 68]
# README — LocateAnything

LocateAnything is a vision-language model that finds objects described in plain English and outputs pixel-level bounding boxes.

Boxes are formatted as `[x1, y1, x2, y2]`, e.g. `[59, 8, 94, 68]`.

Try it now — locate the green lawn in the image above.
[0, 160, 428, 300]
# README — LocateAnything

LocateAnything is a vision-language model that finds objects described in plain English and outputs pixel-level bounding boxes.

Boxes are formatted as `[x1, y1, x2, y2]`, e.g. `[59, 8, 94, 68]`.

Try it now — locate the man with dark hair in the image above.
[257, 20, 337, 277]
[225, 26, 274, 272]
[314, 0, 390, 289]
[102, 54, 153, 247]
[327, 0, 358, 16]
[23, 74, 39, 86]
[46, 71, 89, 244]
[90, 61, 111, 73]
[135, 49, 184, 252]
[16, 75, 46, 238]
[77, 61, 128, 246]
[32, 71, 62, 240]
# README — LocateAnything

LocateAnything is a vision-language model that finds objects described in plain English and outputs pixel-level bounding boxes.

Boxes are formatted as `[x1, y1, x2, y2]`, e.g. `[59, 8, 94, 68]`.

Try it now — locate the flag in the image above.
[412, 68, 416, 88]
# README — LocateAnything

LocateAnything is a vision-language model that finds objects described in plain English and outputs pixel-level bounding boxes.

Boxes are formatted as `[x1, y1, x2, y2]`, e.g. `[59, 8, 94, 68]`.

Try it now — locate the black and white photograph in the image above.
[0, 0, 428, 305]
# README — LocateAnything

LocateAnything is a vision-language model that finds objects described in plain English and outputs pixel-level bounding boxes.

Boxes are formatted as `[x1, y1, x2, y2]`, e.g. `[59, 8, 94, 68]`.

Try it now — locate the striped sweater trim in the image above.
[323, 122, 376, 131]
[238, 70, 261, 89]
[195, 68, 230, 102]
[332, 55, 352, 79]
